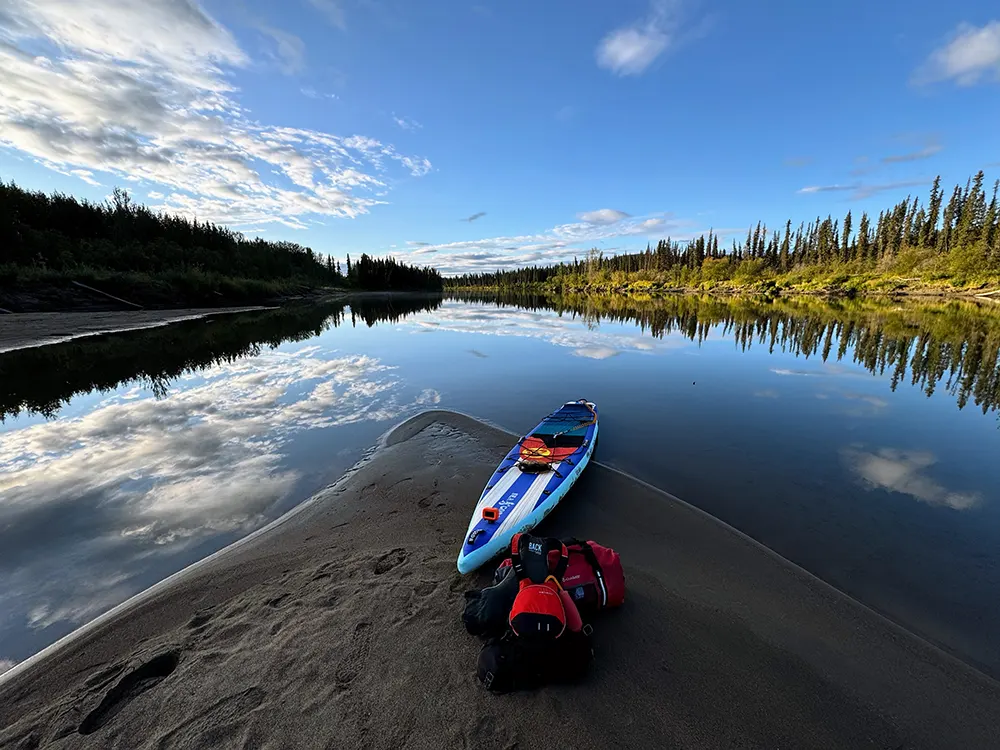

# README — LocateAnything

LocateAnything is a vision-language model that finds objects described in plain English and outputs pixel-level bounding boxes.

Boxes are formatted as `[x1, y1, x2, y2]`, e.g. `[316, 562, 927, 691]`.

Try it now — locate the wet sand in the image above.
[0, 411, 997, 749]
[0, 308, 268, 354]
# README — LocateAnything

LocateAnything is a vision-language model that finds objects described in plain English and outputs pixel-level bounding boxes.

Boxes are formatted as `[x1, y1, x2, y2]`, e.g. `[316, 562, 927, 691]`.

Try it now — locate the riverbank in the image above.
[0, 272, 345, 314]
[1, 410, 997, 749]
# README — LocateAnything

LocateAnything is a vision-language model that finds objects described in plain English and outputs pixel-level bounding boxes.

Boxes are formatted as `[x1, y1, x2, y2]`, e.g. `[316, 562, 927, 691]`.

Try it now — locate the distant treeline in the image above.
[0, 181, 442, 297]
[447, 172, 1000, 292]
[450, 291, 1000, 415]
[344, 252, 443, 292]
[0, 294, 443, 420]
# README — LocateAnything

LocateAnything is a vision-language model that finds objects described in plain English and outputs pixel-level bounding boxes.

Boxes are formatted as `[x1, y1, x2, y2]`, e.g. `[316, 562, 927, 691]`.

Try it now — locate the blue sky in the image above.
[0, 0, 998, 274]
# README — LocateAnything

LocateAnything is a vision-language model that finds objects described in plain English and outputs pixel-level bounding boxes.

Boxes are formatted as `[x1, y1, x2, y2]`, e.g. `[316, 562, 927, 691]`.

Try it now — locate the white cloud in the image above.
[797, 180, 928, 200]
[0, 659, 16, 675]
[916, 21, 1000, 86]
[843, 447, 981, 510]
[257, 24, 306, 75]
[596, 0, 681, 76]
[852, 180, 930, 199]
[402, 212, 711, 275]
[301, 86, 338, 100]
[306, 0, 346, 29]
[393, 114, 423, 131]
[68, 169, 100, 186]
[797, 185, 858, 195]
[579, 208, 631, 224]
[881, 143, 942, 163]
[0, 1, 430, 229]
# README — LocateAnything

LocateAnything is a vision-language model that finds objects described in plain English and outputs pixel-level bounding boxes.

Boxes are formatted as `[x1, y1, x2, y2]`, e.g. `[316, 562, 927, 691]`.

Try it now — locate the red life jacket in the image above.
[507, 534, 584, 640]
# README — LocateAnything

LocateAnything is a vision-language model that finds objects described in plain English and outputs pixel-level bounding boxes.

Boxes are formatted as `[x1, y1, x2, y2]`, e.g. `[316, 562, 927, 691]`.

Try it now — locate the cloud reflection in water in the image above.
[0, 345, 438, 642]
[415, 303, 687, 359]
[843, 447, 981, 511]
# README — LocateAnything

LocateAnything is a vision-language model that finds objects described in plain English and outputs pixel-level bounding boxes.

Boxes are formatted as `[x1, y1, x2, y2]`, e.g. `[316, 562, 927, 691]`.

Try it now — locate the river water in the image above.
[1, 293, 999, 679]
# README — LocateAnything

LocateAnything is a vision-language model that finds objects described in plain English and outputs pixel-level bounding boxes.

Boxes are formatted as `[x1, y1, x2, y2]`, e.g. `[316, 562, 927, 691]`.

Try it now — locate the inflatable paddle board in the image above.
[457, 400, 598, 574]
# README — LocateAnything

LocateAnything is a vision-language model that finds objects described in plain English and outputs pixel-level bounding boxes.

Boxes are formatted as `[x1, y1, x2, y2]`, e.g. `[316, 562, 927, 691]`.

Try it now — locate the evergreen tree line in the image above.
[451, 291, 1000, 415]
[446, 172, 1000, 289]
[342, 252, 443, 292]
[0, 181, 441, 291]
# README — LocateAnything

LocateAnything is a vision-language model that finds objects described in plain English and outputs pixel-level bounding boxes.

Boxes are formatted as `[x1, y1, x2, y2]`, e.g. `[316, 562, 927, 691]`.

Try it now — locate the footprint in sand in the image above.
[413, 581, 437, 597]
[417, 491, 441, 509]
[78, 651, 180, 735]
[334, 622, 373, 689]
[152, 686, 265, 748]
[373, 548, 407, 575]
[186, 610, 214, 630]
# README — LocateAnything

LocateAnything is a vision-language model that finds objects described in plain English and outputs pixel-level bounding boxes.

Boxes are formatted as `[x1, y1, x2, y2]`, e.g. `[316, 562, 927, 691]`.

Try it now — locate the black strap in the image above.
[510, 534, 526, 581]
[550, 539, 569, 581]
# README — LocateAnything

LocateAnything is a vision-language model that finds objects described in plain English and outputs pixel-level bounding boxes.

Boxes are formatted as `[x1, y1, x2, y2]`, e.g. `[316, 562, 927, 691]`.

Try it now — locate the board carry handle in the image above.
[482, 507, 500, 522]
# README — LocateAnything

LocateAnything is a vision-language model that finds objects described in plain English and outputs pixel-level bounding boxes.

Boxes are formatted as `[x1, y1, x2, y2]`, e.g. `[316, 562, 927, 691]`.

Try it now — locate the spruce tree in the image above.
[982, 180, 998, 266]
[841, 210, 853, 262]
[939, 188, 961, 252]
[780, 219, 792, 270]
[912, 208, 927, 248]
[924, 176, 942, 248]
[902, 196, 916, 248]
[857, 212, 871, 261]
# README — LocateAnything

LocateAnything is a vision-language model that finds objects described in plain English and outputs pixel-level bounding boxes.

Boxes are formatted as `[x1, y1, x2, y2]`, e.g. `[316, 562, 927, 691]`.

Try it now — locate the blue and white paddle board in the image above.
[457, 400, 598, 574]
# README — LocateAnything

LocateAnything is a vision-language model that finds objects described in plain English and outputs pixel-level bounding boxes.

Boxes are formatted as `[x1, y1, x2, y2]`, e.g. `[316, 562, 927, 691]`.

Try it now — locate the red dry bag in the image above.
[560, 538, 626, 614]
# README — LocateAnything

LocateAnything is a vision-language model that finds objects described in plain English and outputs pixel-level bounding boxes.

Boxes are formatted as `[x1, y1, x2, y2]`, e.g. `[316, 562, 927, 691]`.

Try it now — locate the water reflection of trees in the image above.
[451, 291, 1000, 414]
[0, 294, 442, 420]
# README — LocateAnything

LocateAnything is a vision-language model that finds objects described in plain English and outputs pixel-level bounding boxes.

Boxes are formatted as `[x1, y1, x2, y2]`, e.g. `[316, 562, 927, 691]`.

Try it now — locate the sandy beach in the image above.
[0, 410, 998, 749]
[0, 309, 270, 354]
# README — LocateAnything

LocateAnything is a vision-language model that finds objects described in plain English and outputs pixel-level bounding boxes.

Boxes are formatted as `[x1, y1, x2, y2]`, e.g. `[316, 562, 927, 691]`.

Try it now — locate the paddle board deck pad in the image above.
[457, 400, 598, 574]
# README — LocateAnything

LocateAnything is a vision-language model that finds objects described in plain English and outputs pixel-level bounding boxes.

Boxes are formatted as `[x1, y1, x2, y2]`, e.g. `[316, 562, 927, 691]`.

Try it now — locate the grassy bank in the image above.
[449, 263, 1000, 300]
